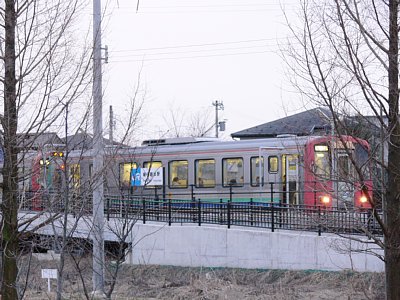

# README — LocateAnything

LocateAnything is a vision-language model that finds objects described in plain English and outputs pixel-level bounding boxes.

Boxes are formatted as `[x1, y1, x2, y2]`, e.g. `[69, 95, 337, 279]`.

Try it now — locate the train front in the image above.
[303, 136, 373, 210]
[31, 150, 66, 210]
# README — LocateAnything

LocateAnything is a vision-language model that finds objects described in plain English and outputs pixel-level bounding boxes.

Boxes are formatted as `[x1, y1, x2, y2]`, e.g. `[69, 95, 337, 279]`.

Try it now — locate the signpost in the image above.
[41, 269, 57, 292]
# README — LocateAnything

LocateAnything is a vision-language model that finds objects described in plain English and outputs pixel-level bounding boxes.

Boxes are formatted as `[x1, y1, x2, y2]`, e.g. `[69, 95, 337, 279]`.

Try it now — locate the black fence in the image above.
[104, 195, 382, 237]
[19, 191, 93, 214]
[108, 181, 377, 211]
[17, 191, 382, 237]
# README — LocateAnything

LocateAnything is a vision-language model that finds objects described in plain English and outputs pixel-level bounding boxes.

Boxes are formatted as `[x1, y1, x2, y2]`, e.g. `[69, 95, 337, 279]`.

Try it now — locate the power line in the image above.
[108, 39, 295, 62]
[139, 2, 296, 9]
[115, 9, 296, 15]
[105, 1, 297, 63]
[111, 38, 286, 53]
[110, 49, 274, 63]
[108, 40, 292, 62]
[111, 44, 273, 58]
[113, 2, 298, 13]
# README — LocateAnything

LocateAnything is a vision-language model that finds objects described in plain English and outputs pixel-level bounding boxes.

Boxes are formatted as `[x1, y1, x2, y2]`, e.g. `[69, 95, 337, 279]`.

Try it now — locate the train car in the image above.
[29, 134, 373, 210]
[30, 150, 66, 210]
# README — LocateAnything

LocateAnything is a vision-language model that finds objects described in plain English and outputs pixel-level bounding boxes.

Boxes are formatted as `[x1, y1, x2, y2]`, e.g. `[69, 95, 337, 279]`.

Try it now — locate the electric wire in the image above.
[105, 1, 297, 63]
[112, 0, 298, 14]
[111, 38, 282, 53]
[110, 49, 274, 63]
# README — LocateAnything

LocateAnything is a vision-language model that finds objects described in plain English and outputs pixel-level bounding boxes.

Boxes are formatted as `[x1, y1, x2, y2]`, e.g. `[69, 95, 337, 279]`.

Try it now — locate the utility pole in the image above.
[109, 105, 113, 146]
[212, 100, 224, 138]
[92, 0, 105, 296]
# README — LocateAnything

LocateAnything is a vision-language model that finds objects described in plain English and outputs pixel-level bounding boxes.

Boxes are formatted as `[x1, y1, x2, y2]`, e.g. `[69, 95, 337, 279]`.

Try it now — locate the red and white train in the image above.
[30, 134, 373, 209]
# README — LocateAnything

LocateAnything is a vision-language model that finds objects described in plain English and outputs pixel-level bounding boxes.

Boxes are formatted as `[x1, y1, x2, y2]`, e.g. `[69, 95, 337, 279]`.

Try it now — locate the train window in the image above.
[315, 145, 329, 152]
[169, 160, 188, 188]
[119, 162, 137, 189]
[268, 156, 278, 174]
[222, 158, 244, 187]
[38, 163, 61, 191]
[355, 143, 371, 179]
[38, 165, 46, 189]
[314, 144, 330, 178]
[195, 159, 216, 188]
[53, 169, 63, 191]
[69, 164, 80, 190]
[18, 165, 31, 191]
[251, 157, 264, 186]
[337, 153, 354, 180]
[143, 161, 162, 169]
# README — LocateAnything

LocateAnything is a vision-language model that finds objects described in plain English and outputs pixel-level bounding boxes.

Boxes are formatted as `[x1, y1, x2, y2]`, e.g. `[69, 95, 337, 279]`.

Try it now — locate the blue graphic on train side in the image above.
[131, 168, 141, 186]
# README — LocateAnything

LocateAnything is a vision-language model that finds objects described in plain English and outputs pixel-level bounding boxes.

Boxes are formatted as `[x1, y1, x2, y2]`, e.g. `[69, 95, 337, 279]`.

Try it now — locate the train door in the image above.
[334, 149, 354, 209]
[282, 154, 299, 205]
[69, 163, 81, 197]
[250, 155, 265, 201]
[266, 155, 279, 203]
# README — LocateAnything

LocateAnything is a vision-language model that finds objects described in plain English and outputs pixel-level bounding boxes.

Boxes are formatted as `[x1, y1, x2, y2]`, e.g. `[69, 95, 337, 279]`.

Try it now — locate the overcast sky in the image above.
[94, 0, 302, 141]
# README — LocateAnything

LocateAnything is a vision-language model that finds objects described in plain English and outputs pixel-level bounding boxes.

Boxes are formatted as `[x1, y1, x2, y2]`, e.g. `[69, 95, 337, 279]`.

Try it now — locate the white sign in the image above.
[42, 269, 57, 279]
[41, 269, 57, 292]
[131, 167, 163, 186]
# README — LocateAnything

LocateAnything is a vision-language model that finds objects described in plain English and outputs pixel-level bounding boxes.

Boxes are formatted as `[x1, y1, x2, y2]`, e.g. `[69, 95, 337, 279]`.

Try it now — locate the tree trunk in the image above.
[2, 0, 19, 299]
[385, 1, 400, 299]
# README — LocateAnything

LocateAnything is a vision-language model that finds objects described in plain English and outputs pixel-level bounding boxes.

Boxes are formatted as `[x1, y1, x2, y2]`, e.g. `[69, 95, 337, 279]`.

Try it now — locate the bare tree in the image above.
[187, 110, 215, 137]
[1, 1, 92, 298]
[284, 0, 399, 298]
[163, 104, 214, 138]
[32, 72, 146, 299]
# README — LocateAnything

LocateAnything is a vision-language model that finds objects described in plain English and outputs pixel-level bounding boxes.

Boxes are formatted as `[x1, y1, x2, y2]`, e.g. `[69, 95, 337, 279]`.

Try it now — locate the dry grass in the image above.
[20, 256, 385, 299]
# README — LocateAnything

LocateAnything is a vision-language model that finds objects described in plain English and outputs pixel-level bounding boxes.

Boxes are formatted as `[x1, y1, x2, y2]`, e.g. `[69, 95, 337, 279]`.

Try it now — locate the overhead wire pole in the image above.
[212, 100, 224, 138]
[109, 105, 114, 145]
[92, 0, 105, 296]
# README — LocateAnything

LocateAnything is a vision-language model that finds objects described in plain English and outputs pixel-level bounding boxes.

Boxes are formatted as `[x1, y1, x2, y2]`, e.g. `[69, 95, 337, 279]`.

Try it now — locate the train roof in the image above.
[141, 137, 219, 146]
[63, 135, 365, 159]
[110, 135, 332, 156]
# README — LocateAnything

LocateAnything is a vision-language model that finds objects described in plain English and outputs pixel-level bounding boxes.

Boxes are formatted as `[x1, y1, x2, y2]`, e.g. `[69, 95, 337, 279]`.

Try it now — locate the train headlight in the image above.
[360, 194, 368, 203]
[39, 159, 50, 166]
[321, 195, 330, 204]
[51, 151, 64, 157]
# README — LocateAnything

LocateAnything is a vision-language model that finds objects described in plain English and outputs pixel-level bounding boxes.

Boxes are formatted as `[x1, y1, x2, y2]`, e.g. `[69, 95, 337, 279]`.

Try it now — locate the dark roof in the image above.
[231, 108, 333, 139]
[13, 131, 124, 151]
[17, 132, 63, 150]
[62, 132, 124, 150]
[340, 115, 381, 140]
[63, 132, 93, 150]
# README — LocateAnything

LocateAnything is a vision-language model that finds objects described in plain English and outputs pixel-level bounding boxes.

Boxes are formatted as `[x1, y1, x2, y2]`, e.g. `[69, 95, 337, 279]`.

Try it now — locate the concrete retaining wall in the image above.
[128, 222, 384, 272]
[19, 212, 384, 272]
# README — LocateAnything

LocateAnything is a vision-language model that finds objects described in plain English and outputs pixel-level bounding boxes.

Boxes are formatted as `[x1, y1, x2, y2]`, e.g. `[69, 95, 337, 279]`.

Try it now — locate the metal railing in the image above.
[108, 180, 374, 210]
[104, 195, 382, 237]
[17, 189, 382, 237]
